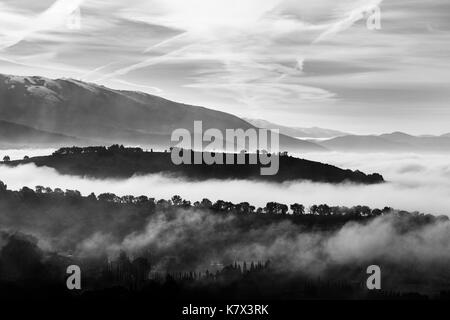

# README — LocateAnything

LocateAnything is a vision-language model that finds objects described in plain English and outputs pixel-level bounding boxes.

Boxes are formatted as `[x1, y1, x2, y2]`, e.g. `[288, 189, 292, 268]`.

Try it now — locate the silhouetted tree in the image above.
[264, 202, 278, 214]
[290, 203, 305, 216]
[171, 195, 183, 206]
[317, 204, 331, 216]
[0, 180, 7, 193]
[309, 205, 318, 215]
[98, 193, 119, 202]
[200, 198, 212, 209]
[121, 195, 135, 204]
[371, 208, 382, 216]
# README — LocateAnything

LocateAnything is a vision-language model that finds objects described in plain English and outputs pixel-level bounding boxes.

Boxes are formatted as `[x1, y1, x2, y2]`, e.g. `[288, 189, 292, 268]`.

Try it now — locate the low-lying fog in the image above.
[0, 149, 449, 215]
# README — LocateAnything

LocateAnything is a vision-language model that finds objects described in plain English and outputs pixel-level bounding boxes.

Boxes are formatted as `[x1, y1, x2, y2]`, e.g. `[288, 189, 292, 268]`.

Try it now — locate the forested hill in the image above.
[4, 145, 384, 184]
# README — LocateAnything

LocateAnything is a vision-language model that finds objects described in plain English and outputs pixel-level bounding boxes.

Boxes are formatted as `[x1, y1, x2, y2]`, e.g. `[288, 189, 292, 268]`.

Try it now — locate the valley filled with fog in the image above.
[0, 149, 448, 216]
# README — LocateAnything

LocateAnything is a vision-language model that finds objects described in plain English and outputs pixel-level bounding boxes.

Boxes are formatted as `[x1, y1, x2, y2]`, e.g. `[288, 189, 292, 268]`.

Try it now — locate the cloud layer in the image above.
[0, 150, 449, 215]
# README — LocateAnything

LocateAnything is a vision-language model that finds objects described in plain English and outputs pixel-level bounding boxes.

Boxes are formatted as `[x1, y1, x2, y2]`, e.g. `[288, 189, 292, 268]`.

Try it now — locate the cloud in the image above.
[0, 149, 450, 292]
[0, 150, 450, 215]
[3, 195, 450, 293]
[1, 0, 450, 133]
[0, 0, 85, 50]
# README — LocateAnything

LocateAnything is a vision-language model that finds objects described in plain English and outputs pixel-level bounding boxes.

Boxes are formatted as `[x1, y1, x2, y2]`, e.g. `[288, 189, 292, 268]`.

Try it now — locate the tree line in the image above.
[0, 179, 445, 222]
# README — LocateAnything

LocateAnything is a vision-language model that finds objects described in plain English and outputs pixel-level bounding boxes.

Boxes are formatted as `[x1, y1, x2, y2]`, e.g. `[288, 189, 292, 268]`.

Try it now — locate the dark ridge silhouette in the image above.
[4, 145, 384, 184]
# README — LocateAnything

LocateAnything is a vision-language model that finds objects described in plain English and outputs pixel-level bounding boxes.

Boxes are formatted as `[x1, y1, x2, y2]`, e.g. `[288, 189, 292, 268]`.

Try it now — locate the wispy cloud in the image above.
[0, 0, 85, 50]
[1, 0, 450, 134]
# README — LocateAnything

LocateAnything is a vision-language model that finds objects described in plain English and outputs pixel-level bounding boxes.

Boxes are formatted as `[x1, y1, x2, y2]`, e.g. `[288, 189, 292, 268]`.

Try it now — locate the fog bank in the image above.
[0, 152, 449, 215]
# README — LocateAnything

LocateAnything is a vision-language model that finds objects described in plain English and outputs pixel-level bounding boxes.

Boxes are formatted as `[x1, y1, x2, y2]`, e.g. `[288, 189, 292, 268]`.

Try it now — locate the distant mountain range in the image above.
[318, 132, 450, 153]
[245, 118, 450, 153]
[1, 73, 448, 154]
[244, 118, 349, 138]
[0, 119, 91, 149]
[0, 74, 324, 152]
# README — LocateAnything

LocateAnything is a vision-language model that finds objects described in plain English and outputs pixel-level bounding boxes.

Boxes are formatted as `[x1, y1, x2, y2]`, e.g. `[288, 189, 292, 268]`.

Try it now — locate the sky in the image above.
[0, 0, 449, 135]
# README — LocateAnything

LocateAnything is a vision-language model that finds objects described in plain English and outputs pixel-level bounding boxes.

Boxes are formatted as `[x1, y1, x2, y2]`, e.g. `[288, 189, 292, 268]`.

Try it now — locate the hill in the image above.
[4, 146, 384, 184]
[0, 119, 89, 149]
[319, 132, 450, 153]
[0, 74, 324, 152]
[244, 118, 348, 138]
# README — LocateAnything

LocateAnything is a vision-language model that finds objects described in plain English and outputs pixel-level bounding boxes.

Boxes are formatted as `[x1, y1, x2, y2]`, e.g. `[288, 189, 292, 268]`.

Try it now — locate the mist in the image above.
[1, 150, 450, 294]
[0, 151, 449, 215]
[79, 207, 450, 272]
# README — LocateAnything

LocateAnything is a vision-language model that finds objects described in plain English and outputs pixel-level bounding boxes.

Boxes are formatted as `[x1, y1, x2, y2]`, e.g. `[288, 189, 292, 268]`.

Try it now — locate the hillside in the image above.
[244, 118, 348, 138]
[0, 119, 89, 149]
[0, 74, 324, 152]
[319, 132, 450, 152]
[4, 146, 384, 184]
[319, 135, 407, 152]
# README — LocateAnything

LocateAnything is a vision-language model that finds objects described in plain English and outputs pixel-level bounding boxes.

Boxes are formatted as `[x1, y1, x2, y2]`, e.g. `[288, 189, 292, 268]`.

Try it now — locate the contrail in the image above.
[0, 0, 85, 50]
[314, 0, 384, 43]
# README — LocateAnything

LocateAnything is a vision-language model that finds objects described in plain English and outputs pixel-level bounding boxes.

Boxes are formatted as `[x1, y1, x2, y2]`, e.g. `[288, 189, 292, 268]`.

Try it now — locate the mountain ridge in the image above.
[0, 73, 324, 152]
[319, 132, 450, 152]
[244, 118, 349, 138]
[0, 119, 91, 149]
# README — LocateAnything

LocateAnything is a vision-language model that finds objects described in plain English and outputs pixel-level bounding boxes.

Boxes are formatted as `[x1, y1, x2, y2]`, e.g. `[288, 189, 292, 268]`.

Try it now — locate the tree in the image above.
[136, 195, 149, 204]
[0, 180, 7, 192]
[371, 208, 382, 216]
[3, 155, 10, 162]
[361, 206, 371, 217]
[200, 198, 212, 209]
[20, 187, 36, 200]
[264, 202, 278, 214]
[212, 200, 225, 211]
[121, 195, 135, 204]
[171, 195, 183, 206]
[290, 203, 305, 216]
[87, 192, 97, 201]
[264, 202, 287, 214]
[309, 205, 318, 215]
[54, 188, 64, 195]
[234, 202, 255, 214]
[317, 204, 331, 216]
[278, 204, 288, 215]
[181, 200, 191, 208]
[157, 199, 171, 209]
[98, 193, 119, 202]
[65, 189, 82, 200]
